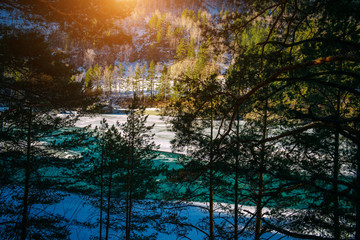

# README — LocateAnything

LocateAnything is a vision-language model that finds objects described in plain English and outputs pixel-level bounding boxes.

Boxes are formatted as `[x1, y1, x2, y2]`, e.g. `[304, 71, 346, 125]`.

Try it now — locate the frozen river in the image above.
[0, 113, 298, 240]
[75, 114, 175, 153]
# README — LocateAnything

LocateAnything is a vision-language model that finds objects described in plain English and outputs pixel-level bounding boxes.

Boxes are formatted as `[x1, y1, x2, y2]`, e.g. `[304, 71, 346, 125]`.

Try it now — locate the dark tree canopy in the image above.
[0, 0, 135, 47]
[0, 31, 97, 110]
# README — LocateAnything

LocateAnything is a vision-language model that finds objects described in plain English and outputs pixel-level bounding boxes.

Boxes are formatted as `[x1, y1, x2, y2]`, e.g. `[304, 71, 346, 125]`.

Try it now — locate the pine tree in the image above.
[92, 64, 103, 90]
[85, 66, 94, 89]
[147, 60, 156, 99]
[134, 63, 142, 97]
[148, 13, 159, 29]
[116, 63, 124, 93]
[0, 31, 95, 239]
[166, 74, 226, 239]
[193, 41, 209, 79]
[141, 63, 147, 101]
[175, 38, 188, 60]
[79, 119, 126, 240]
[157, 64, 170, 101]
[210, 1, 360, 238]
[120, 99, 164, 240]
[156, 26, 163, 44]
[126, 65, 135, 97]
[104, 64, 114, 96]
[187, 38, 196, 59]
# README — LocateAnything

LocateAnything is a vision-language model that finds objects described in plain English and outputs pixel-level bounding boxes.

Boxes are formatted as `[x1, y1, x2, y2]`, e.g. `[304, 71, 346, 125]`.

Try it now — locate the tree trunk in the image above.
[151, 80, 153, 99]
[21, 107, 32, 240]
[105, 169, 113, 240]
[254, 168, 264, 240]
[209, 99, 215, 240]
[127, 188, 133, 240]
[126, 141, 134, 240]
[100, 144, 104, 240]
[356, 143, 360, 240]
[255, 100, 268, 240]
[126, 156, 131, 240]
[333, 90, 340, 239]
[209, 166, 214, 240]
[234, 171, 239, 239]
[234, 112, 240, 240]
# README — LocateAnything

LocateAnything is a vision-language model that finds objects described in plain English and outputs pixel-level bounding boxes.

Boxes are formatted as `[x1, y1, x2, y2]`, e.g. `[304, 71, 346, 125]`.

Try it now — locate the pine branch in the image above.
[262, 218, 335, 240]
[258, 38, 360, 49]
[219, 54, 360, 142]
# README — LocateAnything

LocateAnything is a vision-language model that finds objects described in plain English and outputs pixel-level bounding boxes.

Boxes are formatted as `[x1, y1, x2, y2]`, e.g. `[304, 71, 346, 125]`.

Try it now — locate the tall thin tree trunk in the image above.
[21, 107, 32, 240]
[151, 80, 153, 99]
[254, 163, 264, 240]
[105, 169, 113, 240]
[100, 144, 104, 240]
[209, 99, 214, 240]
[209, 162, 214, 240]
[128, 186, 133, 240]
[234, 111, 240, 240]
[255, 100, 268, 240]
[126, 155, 131, 240]
[356, 143, 360, 240]
[353, 98, 359, 240]
[333, 90, 340, 239]
[126, 136, 134, 240]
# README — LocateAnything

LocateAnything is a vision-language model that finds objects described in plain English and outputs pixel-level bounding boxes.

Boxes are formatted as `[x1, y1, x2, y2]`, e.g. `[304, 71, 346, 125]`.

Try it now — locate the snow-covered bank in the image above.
[75, 114, 175, 153]
[44, 193, 297, 240]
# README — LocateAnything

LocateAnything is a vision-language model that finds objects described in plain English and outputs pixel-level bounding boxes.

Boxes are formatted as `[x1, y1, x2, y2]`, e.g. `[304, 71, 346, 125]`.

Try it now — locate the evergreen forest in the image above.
[0, 0, 360, 239]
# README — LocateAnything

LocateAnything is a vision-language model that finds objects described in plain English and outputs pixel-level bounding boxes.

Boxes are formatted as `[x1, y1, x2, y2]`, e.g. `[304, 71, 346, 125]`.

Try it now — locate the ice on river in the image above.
[75, 114, 175, 153]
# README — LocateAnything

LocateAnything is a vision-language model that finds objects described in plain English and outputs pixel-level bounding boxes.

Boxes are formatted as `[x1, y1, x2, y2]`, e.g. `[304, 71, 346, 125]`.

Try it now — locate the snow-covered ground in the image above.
[69, 114, 297, 240]
[44, 193, 296, 240]
[75, 114, 175, 153]
[0, 114, 299, 239]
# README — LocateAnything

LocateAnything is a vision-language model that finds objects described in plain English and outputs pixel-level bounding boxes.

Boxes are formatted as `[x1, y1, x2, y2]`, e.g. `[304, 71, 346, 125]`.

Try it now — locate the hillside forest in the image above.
[0, 0, 360, 239]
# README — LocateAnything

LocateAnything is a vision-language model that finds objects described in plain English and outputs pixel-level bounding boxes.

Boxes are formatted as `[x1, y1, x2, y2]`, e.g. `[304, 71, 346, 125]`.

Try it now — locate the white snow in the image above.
[75, 114, 175, 153]
[44, 193, 296, 240]
[69, 114, 299, 239]
[0, 114, 301, 240]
